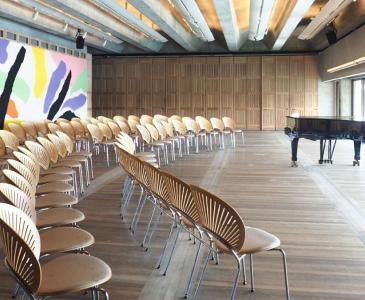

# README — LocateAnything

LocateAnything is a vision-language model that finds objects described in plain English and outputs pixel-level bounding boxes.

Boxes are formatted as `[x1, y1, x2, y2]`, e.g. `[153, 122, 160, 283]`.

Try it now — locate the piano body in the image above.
[284, 116, 365, 167]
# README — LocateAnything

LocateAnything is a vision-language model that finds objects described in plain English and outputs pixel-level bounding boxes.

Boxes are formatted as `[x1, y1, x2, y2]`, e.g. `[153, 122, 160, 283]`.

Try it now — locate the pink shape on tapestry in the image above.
[50, 52, 86, 85]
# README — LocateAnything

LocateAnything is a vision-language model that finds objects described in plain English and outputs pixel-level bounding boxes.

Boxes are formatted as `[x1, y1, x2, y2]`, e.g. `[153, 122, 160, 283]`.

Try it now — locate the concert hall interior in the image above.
[1, 0, 365, 299]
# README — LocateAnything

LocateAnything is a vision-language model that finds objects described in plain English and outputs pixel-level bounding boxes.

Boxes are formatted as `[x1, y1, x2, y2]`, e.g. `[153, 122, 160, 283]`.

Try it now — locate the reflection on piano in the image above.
[284, 116, 365, 167]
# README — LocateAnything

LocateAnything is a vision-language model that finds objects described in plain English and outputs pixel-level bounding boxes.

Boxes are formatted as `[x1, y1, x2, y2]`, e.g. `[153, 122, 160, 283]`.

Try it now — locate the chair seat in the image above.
[151, 142, 164, 147]
[38, 174, 72, 184]
[54, 160, 82, 168]
[36, 208, 85, 228]
[71, 150, 92, 158]
[214, 226, 280, 255]
[40, 227, 95, 255]
[36, 193, 77, 209]
[136, 152, 156, 158]
[41, 167, 74, 176]
[139, 157, 158, 164]
[62, 156, 88, 163]
[38, 254, 112, 296]
[233, 129, 243, 133]
[36, 182, 74, 195]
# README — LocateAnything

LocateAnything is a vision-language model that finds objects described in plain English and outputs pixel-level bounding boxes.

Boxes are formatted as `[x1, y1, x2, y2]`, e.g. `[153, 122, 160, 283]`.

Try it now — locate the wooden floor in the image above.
[1, 131, 365, 299]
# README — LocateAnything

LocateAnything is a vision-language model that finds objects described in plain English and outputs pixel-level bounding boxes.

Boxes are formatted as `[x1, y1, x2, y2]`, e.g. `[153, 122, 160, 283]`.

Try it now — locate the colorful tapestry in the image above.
[0, 38, 88, 128]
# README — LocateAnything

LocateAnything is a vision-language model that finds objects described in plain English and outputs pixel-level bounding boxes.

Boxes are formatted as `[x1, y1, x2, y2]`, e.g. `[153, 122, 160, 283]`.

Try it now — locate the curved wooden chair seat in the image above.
[36, 207, 85, 228]
[53, 160, 82, 169]
[38, 173, 72, 184]
[38, 254, 111, 296]
[213, 226, 280, 255]
[41, 166, 75, 176]
[36, 182, 74, 195]
[40, 227, 95, 255]
[36, 193, 77, 209]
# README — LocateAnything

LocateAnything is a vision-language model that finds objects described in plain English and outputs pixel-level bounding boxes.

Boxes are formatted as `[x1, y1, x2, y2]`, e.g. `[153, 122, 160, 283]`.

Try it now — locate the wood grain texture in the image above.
[93, 55, 319, 129]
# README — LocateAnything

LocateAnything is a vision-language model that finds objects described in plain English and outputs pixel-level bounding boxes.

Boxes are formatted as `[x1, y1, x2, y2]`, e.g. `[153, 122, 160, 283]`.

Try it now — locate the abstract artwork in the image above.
[0, 38, 88, 128]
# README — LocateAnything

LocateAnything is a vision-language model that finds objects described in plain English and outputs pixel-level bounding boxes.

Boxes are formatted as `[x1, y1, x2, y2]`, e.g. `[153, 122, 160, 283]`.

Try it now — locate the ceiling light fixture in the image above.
[32, 9, 39, 21]
[272, 0, 315, 50]
[298, 0, 354, 40]
[102, 39, 107, 47]
[63, 23, 69, 32]
[249, 0, 276, 41]
[327, 56, 365, 73]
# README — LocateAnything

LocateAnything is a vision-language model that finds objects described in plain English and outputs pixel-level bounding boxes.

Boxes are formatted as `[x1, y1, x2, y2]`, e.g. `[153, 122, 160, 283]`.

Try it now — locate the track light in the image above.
[32, 9, 39, 21]
[249, 0, 276, 41]
[102, 39, 107, 47]
[63, 23, 69, 32]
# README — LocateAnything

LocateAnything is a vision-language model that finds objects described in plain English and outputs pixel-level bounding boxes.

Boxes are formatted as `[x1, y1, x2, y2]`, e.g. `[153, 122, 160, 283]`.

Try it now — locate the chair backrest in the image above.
[101, 117, 113, 125]
[97, 123, 113, 140]
[34, 120, 48, 136]
[8, 123, 26, 143]
[0, 136, 6, 156]
[70, 120, 85, 138]
[113, 115, 127, 123]
[143, 161, 169, 206]
[140, 115, 153, 126]
[182, 118, 200, 134]
[24, 141, 51, 170]
[17, 146, 38, 164]
[20, 122, 37, 139]
[48, 122, 62, 134]
[2, 169, 36, 207]
[172, 119, 187, 135]
[13, 151, 40, 182]
[145, 124, 160, 142]
[0, 130, 19, 151]
[55, 118, 69, 124]
[59, 122, 76, 141]
[128, 119, 139, 134]
[37, 137, 59, 164]
[118, 132, 136, 154]
[128, 115, 140, 122]
[107, 121, 121, 137]
[190, 184, 245, 253]
[87, 124, 104, 143]
[0, 203, 41, 293]
[0, 183, 37, 223]
[196, 117, 213, 132]
[88, 117, 99, 124]
[128, 154, 148, 188]
[47, 133, 68, 158]
[163, 172, 200, 225]
[210, 118, 224, 132]
[7, 159, 37, 192]
[161, 120, 175, 138]
[56, 131, 75, 154]
[153, 120, 168, 140]
[136, 124, 152, 144]
[170, 115, 182, 122]
[115, 120, 131, 134]
[222, 117, 237, 130]
[154, 114, 169, 122]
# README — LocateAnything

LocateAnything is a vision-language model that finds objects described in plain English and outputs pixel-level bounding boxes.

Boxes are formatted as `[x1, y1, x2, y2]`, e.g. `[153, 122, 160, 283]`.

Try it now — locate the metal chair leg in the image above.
[184, 239, 202, 298]
[155, 220, 175, 269]
[271, 248, 290, 300]
[132, 193, 147, 233]
[250, 254, 254, 292]
[192, 248, 212, 300]
[162, 224, 182, 276]
[141, 203, 157, 247]
[129, 187, 145, 233]
[144, 209, 163, 251]
[229, 256, 241, 300]
[241, 255, 247, 284]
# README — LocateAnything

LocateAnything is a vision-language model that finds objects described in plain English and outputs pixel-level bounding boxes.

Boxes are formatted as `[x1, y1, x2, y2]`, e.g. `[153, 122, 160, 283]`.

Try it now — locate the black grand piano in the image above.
[284, 116, 365, 167]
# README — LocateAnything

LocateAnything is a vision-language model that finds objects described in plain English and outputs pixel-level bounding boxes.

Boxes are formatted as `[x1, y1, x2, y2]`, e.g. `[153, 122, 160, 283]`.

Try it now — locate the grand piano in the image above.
[284, 116, 365, 167]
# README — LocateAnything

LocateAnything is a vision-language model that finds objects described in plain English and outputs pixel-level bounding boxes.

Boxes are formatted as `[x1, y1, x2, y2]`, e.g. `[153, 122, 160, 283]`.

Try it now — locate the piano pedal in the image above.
[290, 161, 298, 168]
[353, 160, 360, 167]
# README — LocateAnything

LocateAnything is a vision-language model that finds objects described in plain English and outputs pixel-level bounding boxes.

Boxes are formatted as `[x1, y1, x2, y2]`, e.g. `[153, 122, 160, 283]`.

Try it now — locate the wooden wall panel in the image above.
[152, 58, 165, 115]
[305, 56, 319, 116]
[233, 57, 247, 129]
[93, 55, 320, 130]
[262, 56, 276, 130]
[289, 56, 305, 116]
[205, 57, 220, 118]
[220, 57, 234, 119]
[179, 57, 193, 117]
[246, 57, 261, 130]
[165, 58, 179, 116]
[276, 56, 290, 130]
[192, 57, 206, 117]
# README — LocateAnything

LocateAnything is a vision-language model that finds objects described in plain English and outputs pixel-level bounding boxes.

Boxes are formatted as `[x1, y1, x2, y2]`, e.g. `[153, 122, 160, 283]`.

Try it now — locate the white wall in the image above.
[318, 81, 335, 116]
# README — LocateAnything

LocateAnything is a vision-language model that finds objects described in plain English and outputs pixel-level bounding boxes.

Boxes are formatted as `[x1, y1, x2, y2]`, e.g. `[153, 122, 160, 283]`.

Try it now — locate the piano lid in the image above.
[287, 116, 365, 122]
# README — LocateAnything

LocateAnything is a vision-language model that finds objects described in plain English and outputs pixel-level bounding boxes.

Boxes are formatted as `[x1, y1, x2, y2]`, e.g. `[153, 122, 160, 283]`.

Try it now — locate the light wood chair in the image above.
[145, 123, 172, 163]
[0, 184, 94, 256]
[152, 120, 178, 161]
[171, 119, 191, 155]
[113, 115, 128, 123]
[33, 120, 49, 136]
[115, 120, 131, 134]
[190, 184, 290, 300]
[170, 115, 182, 122]
[8, 122, 26, 144]
[154, 114, 169, 122]
[48, 122, 62, 134]
[128, 115, 140, 122]
[0, 130, 19, 152]
[127, 118, 139, 134]
[70, 120, 90, 151]
[37, 136, 84, 195]
[20, 121, 38, 140]
[196, 116, 220, 150]
[107, 121, 121, 138]
[0, 203, 111, 299]
[222, 117, 244, 147]
[210, 117, 231, 149]
[87, 124, 116, 167]
[182, 117, 206, 153]
[140, 115, 154, 126]
[2, 170, 85, 229]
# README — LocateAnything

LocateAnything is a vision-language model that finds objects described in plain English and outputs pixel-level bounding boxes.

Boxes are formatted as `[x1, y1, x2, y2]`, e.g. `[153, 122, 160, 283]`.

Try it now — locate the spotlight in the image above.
[75, 29, 85, 49]
[63, 23, 68, 32]
[102, 39, 107, 47]
[32, 9, 39, 21]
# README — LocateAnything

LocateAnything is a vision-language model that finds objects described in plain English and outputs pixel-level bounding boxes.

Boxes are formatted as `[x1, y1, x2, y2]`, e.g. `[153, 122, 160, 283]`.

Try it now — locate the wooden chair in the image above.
[154, 114, 169, 122]
[0, 203, 111, 299]
[196, 116, 220, 150]
[8, 123, 26, 144]
[210, 117, 231, 149]
[2, 170, 84, 229]
[182, 117, 206, 153]
[145, 123, 172, 163]
[152, 120, 177, 161]
[113, 115, 128, 123]
[190, 184, 290, 300]
[70, 120, 90, 151]
[127, 118, 139, 134]
[170, 115, 182, 122]
[170, 119, 191, 155]
[140, 115, 154, 126]
[115, 120, 131, 134]
[20, 121, 38, 140]
[107, 121, 121, 138]
[48, 122, 62, 134]
[128, 115, 140, 123]
[0, 130, 19, 152]
[0, 184, 94, 256]
[222, 117, 244, 147]
[33, 120, 49, 136]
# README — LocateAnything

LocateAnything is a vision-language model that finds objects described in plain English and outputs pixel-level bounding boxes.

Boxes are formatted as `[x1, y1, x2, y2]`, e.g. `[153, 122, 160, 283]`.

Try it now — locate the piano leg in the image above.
[353, 140, 361, 166]
[291, 138, 299, 167]
[319, 139, 325, 164]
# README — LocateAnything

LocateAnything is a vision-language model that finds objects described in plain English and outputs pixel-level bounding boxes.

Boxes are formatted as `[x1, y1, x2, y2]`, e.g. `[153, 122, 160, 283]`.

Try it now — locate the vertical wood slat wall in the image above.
[93, 55, 319, 130]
